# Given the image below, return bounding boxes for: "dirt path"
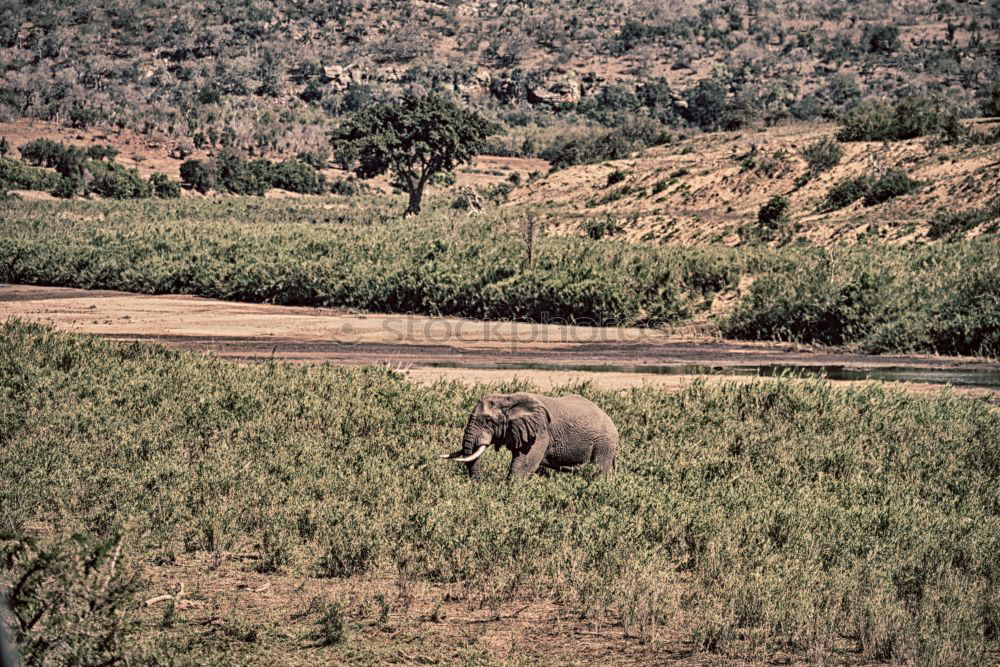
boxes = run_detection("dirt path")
[3,284,998,398]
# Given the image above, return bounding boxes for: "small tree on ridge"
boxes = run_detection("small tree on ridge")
[330,93,501,216]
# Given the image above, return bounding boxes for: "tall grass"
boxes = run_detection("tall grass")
[1,197,999,355]
[2,322,998,662]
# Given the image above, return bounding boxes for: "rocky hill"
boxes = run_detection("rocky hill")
[1,0,998,159]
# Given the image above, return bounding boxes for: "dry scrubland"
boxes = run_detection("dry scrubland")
[2,321,999,664]
[2,196,999,356]
[513,122,1000,245]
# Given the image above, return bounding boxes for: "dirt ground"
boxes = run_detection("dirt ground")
[137,553,723,666]
[3,284,997,400]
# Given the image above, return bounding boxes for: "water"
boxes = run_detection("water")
[426,361,1000,390]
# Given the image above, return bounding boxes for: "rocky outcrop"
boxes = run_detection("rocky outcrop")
[321,64,362,91]
[526,69,583,106]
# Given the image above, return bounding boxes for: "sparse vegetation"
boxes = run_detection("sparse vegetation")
[2,321,999,663]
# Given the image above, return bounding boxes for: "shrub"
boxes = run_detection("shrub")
[820,175,872,211]
[19,138,65,167]
[606,169,627,187]
[51,176,83,199]
[927,201,1000,240]
[149,172,181,198]
[801,137,843,175]
[88,163,151,199]
[268,159,324,194]
[179,159,213,193]
[86,145,119,161]
[581,215,623,240]
[68,105,99,128]
[862,168,920,206]
[215,149,268,195]
[757,195,789,229]
[329,178,358,196]
[0,157,62,192]
[1,532,139,666]
[837,96,961,142]
[863,25,900,54]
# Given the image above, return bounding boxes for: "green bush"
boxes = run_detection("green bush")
[149,172,181,198]
[605,169,627,187]
[862,168,921,206]
[179,159,213,193]
[757,195,789,229]
[837,96,962,142]
[927,201,1000,240]
[1,532,139,666]
[88,163,152,199]
[581,215,623,240]
[819,175,872,211]
[0,157,62,192]
[800,137,843,175]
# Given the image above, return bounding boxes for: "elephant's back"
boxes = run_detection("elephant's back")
[544,394,619,442]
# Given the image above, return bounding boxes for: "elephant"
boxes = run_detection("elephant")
[440,392,619,480]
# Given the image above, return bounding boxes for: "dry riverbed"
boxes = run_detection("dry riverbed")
[2,283,998,399]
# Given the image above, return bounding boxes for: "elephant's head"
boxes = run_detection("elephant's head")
[440,393,550,479]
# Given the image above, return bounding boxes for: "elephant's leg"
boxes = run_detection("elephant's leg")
[590,447,616,476]
[508,435,548,480]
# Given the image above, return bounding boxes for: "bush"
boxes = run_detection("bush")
[757,195,789,229]
[68,105,99,128]
[837,96,961,142]
[540,117,668,171]
[149,172,181,198]
[215,149,267,195]
[581,215,623,240]
[19,138,65,167]
[862,168,920,206]
[801,137,843,175]
[1,532,139,666]
[820,175,873,211]
[179,159,213,193]
[927,201,1000,240]
[606,169,627,187]
[86,145,119,161]
[863,25,900,54]
[268,159,324,194]
[88,163,151,199]
[0,157,62,192]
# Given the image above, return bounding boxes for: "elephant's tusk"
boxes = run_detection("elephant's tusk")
[452,444,488,463]
[439,452,459,460]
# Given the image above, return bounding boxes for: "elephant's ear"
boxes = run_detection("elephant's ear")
[503,394,550,451]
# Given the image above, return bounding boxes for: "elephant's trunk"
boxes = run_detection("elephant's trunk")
[459,416,489,480]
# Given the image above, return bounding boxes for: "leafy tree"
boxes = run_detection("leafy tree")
[863,25,901,54]
[0,136,8,157]
[179,159,213,193]
[330,93,501,216]
[149,172,181,198]
[682,78,730,131]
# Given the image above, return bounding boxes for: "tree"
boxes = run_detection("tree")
[330,93,502,216]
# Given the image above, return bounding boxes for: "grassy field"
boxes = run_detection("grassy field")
[2,321,998,664]
[2,196,1000,356]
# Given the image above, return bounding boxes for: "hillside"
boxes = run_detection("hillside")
[1,0,998,160]
[511,120,1000,245]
